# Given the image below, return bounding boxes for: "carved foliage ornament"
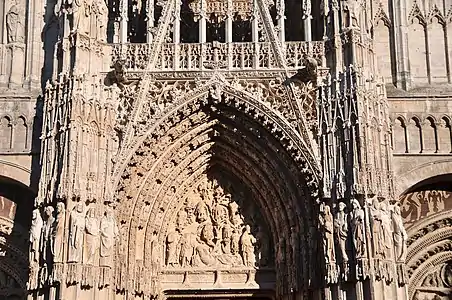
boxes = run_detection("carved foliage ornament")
[189,0,254,21]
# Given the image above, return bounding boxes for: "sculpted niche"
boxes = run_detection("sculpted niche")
[164,176,271,270]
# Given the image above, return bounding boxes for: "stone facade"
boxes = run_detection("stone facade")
[0,0,450,299]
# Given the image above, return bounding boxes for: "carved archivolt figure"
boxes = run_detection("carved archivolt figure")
[319,204,335,263]
[53,202,66,263]
[6,0,25,43]
[240,225,256,267]
[68,202,85,262]
[30,208,43,264]
[84,207,100,265]
[100,208,119,267]
[391,205,407,262]
[350,199,366,259]
[42,206,55,262]
[95,0,108,41]
[334,202,349,262]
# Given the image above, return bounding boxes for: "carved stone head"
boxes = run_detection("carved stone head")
[56,202,65,214]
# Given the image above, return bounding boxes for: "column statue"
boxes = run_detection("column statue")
[100,208,119,267]
[84,207,100,265]
[334,202,349,262]
[52,202,66,263]
[319,204,335,264]
[68,202,85,262]
[30,209,43,263]
[350,199,366,259]
[391,205,407,262]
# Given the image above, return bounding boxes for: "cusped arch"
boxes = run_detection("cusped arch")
[111,79,322,297]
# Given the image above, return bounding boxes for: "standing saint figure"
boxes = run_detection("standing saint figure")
[6,0,25,43]
[240,225,256,267]
[334,202,349,262]
[84,207,99,265]
[68,202,85,262]
[380,202,393,259]
[391,205,408,262]
[319,204,335,263]
[30,208,43,263]
[369,198,384,257]
[41,206,55,262]
[52,202,66,263]
[350,199,366,259]
[100,208,119,267]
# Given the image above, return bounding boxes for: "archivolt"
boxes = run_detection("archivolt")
[112,80,321,295]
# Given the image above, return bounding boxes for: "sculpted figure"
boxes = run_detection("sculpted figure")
[84,207,99,265]
[30,208,43,263]
[95,0,108,41]
[369,198,384,257]
[350,199,366,258]
[52,202,66,263]
[166,231,180,266]
[100,208,119,267]
[391,205,408,262]
[42,206,55,262]
[72,0,93,34]
[319,204,335,263]
[231,227,241,255]
[6,0,25,43]
[68,202,85,262]
[240,225,256,267]
[380,202,393,258]
[334,202,349,262]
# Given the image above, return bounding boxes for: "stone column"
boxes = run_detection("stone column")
[199,0,206,43]
[146,0,154,43]
[120,0,128,43]
[302,0,312,41]
[276,0,285,43]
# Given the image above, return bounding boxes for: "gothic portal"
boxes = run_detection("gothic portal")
[0,0,452,298]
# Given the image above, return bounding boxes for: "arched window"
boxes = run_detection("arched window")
[408,117,423,153]
[423,117,438,153]
[13,116,28,151]
[438,117,452,153]
[0,117,12,150]
[393,117,408,153]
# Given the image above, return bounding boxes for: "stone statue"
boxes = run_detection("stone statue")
[350,199,366,259]
[84,207,100,265]
[166,231,180,266]
[30,208,43,263]
[6,0,25,43]
[42,206,55,262]
[68,202,85,262]
[240,225,256,267]
[52,202,66,263]
[391,205,407,262]
[380,202,393,259]
[72,0,93,34]
[95,0,108,41]
[100,208,119,267]
[319,204,335,263]
[334,202,349,262]
[369,198,384,258]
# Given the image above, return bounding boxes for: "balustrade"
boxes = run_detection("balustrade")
[111,41,324,72]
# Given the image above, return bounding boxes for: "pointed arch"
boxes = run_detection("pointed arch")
[111,79,321,298]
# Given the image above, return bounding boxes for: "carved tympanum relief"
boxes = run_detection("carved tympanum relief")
[400,190,452,227]
[412,262,452,300]
[165,177,271,270]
